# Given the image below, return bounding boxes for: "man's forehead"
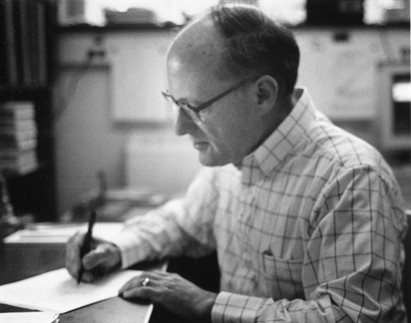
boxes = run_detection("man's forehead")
[167,17,224,72]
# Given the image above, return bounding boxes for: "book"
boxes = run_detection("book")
[0,102,37,158]
[18,0,33,86]
[0,109,35,120]
[0,101,35,118]
[0,146,38,174]
[0,160,38,175]
[0,159,38,175]
[0,146,36,158]
[0,148,36,162]
[0,0,7,85]
[36,0,48,86]
[0,119,37,133]
[11,0,23,85]
[28,0,40,87]
[0,128,37,142]
[4,0,18,85]
[0,0,52,87]
[0,137,37,150]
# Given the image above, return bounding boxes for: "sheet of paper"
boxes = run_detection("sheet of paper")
[4,223,123,244]
[0,312,59,323]
[0,268,142,313]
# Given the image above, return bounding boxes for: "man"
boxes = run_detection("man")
[66,5,408,322]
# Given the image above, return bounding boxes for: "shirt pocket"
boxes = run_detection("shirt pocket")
[259,251,304,300]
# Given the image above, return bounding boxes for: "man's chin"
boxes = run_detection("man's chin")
[198,154,214,167]
[198,151,229,167]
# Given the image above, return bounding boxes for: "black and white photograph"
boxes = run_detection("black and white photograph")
[0,0,410,322]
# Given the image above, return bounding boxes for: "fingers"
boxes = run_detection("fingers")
[83,245,108,270]
[65,233,121,282]
[118,271,217,319]
[84,243,122,270]
[118,270,177,300]
[119,274,149,295]
[65,232,98,282]
[119,272,160,301]
[65,232,84,279]
[118,270,166,293]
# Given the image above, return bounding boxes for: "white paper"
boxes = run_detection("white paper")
[4,223,123,244]
[0,268,142,313]
[0,312,59,323]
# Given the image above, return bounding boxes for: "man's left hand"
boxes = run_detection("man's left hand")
[119,270,217,320]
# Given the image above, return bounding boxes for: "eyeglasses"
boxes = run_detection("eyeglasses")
[161,76,259,123]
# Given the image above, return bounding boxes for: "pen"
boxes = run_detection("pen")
[77,209,97,285]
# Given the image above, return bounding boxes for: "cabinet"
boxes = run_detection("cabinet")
[0,0,57,222]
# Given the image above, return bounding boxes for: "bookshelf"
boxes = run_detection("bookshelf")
[0,0,57,222]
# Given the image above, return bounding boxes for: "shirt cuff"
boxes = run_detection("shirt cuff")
[211,291,265,323]
[110,230,151,269]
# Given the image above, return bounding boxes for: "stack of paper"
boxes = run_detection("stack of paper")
[0,268,146,314]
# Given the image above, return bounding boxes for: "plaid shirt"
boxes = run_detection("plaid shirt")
[113,88,407,322]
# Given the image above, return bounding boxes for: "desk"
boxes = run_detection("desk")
[0,243,170,323]
[0,238,219,323]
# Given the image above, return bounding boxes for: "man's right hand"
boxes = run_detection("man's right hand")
[65,232,122,282]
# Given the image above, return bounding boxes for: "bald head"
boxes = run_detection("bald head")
[167,5,300,96]
[167,15,227,84]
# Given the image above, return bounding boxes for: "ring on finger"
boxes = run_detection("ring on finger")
[141,277,150,287]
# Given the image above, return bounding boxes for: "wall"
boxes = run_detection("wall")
[54,64,128,212]
[54,30,177,213]
[54,27,410,214]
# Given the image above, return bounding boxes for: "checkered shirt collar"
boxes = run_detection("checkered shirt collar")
[241,88,317,185]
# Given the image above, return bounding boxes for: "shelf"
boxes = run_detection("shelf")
[57,22,181,33]
[0,86,50,94]
[57,21,410,34]
[292,22,410,30]
[0,0,57,222]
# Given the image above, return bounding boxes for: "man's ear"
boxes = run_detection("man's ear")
[255,75,278,115]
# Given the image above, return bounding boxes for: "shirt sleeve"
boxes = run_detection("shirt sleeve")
[110,167,219,268]
[211,165,407,323]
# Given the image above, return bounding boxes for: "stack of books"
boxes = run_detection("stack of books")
[0,101,38,174]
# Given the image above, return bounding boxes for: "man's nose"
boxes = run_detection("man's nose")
[174,109,197,136]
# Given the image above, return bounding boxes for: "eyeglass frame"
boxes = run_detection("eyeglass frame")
[161,75,260,123]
